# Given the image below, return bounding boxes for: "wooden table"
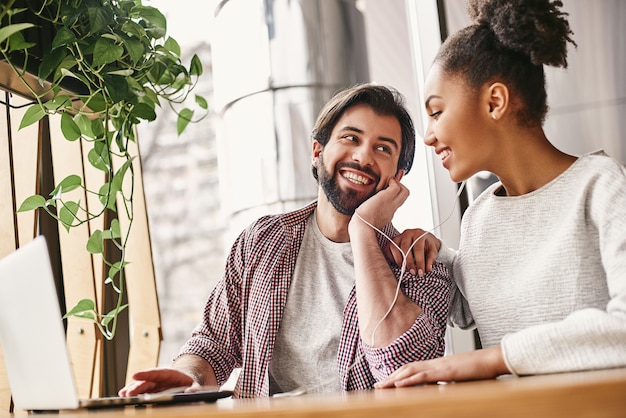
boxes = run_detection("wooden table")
[44,368,626,417]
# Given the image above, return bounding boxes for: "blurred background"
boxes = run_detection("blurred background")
[137,0,625,367]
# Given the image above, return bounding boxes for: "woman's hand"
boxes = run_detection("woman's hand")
[383,228,441,276]
[374,346,510,388]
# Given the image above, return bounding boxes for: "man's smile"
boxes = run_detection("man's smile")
[340,170,373,186]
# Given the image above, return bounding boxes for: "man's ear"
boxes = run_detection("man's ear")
[395,169,405,182]
[486,82,509,121]
[312,140,323,165]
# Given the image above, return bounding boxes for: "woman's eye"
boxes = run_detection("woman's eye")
[344,134,358,142]
[429,111,442,119]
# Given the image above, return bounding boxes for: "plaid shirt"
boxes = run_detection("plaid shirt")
[178,201,451,397]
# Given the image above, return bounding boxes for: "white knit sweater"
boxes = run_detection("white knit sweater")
[437,150,626,375]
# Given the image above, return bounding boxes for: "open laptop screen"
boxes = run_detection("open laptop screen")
[0,237,232,411]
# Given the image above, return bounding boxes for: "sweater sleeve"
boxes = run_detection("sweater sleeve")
[435,243,474,329]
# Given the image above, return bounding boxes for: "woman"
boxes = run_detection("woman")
[377,0,626,388]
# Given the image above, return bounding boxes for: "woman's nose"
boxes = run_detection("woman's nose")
[423,122,436,147]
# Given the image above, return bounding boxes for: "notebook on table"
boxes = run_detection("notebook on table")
[0,236,232,411]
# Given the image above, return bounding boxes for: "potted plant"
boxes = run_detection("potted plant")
[0,0,206,340]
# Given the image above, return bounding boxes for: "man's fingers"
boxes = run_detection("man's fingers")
[119,380,157,396]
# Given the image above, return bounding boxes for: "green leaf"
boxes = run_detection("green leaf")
[143,88,159,106]
[88,141,111,172]
[131,102,156,121]
[169,72,188,91]
[190,54,203,76]
[51,27,76,50]
[148,62,166,84]
[38,47,66,83]
[102,220,122,240]
[51,174,82,195]
[19,105,46,130]
[54,55,79,81]
[43,96,71,112]
[87,5,113,35]
[63,299,96,320]
[103,74,130,104]
[0,23,34,45]
[177,108,193,135]
[111,218,121,238]
[102,304,128,326]
[59,201,80,231]
[98,183,118,211]
[164,36,181,57]
[107,68,133,77]
[93,38,124,67]
[61,112,82,141]
[195,95,208,110]
[111,157,136,192]
[17,195,46,212]
[7,31,35,52]
[87,230,104,254]
[108,260,129,282]
[121,21,146,39]
[123,37,145,65]
[89,116,106,140]
[74,114,94,138]
[84,93,107,113]
[132,5,167,38]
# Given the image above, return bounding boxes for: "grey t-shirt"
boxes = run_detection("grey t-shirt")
[269,211,354,395]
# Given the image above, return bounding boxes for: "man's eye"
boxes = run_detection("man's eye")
[377,145,392,154]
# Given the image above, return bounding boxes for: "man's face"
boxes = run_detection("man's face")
[313,104,402,215]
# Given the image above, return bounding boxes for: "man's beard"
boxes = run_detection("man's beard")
[317,154,380,215]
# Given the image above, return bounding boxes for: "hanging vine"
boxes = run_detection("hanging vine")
[0,0,206,339]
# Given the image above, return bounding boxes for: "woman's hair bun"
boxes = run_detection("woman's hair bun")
[466,0,576,68]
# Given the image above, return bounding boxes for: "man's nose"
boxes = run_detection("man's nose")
[352,145,374,166]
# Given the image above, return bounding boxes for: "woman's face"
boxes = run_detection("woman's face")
[423,64,496,182]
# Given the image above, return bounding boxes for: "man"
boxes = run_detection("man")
[119,84,451,398]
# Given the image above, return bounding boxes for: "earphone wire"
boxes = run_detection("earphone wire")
[358,180,466,348]
[272,181,467,397]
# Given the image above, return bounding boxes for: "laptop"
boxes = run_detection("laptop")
[0,236,232,411]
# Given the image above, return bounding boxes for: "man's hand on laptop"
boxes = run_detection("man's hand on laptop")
[118,368,199,396]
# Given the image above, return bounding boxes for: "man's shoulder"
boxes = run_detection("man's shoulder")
[242,201,316,240]
[253,201,316,227]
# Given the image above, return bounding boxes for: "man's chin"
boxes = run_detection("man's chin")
[323,198,351,215]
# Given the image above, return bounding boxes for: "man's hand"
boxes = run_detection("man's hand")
[383,228,442,276]
[352,176,409,232]
[118,354,218,397]
[374,346,510,388]
[118,368,198,396]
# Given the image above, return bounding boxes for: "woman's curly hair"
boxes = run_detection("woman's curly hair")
[436,0,576,126]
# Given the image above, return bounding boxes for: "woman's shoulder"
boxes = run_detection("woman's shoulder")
[577,150,626,175]
[570,151,626,210]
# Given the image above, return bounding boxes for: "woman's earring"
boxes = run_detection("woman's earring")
[491,113,497,120]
